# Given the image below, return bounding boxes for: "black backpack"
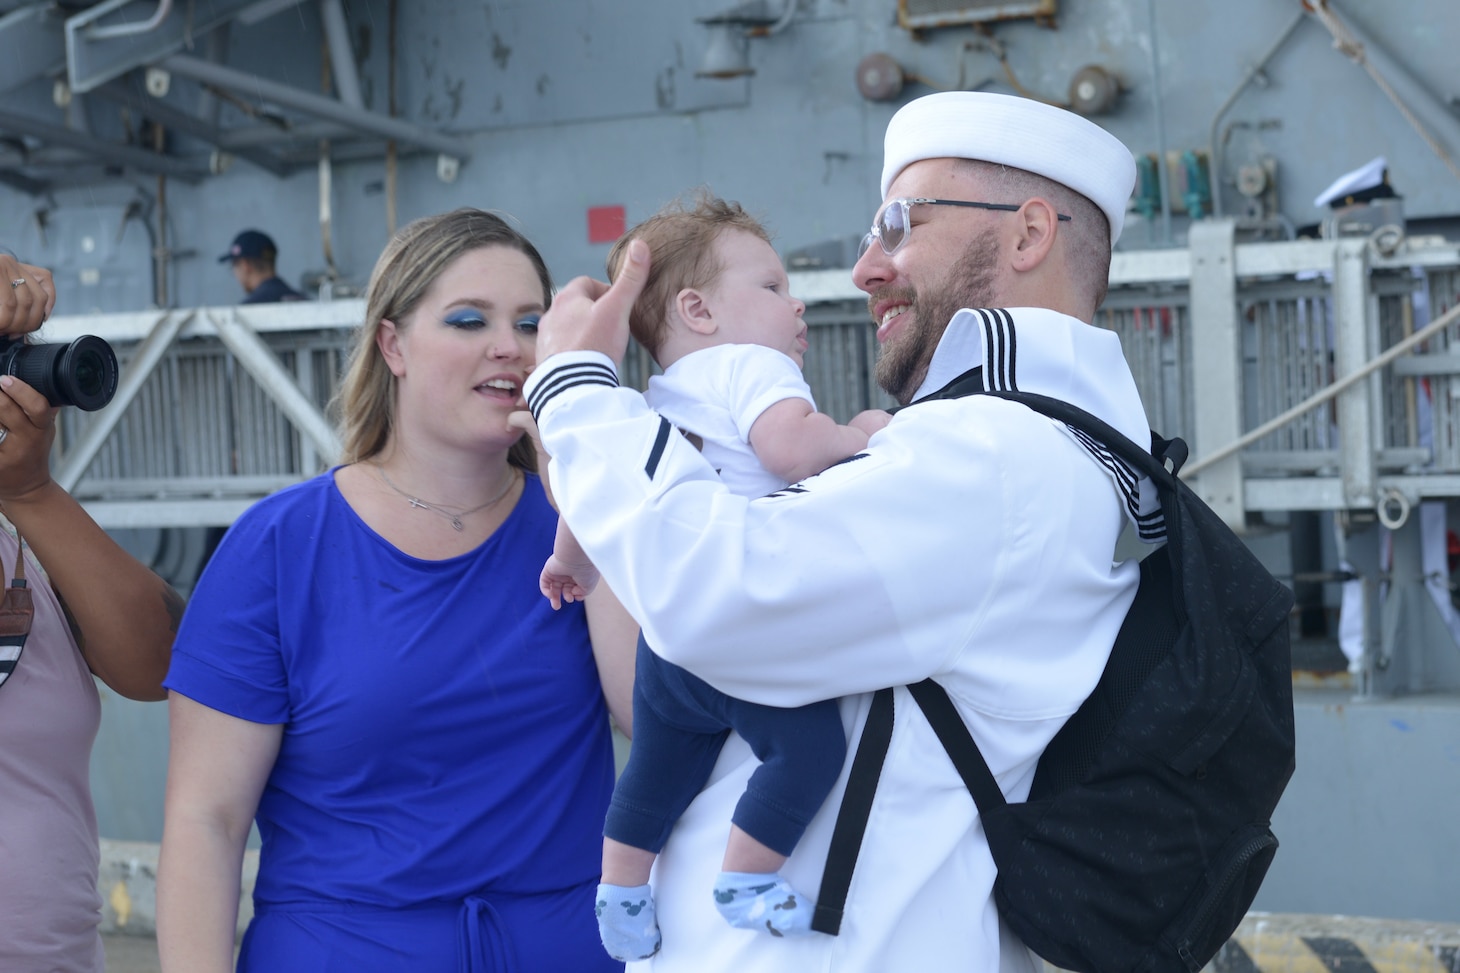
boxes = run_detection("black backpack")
[811,389,1297,973]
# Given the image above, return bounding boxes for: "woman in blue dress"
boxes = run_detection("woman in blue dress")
[156,209,637,973]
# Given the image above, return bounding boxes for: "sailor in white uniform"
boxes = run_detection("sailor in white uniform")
[525,92,1153,973]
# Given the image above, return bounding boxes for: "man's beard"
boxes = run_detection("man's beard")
[873,229,1000,405]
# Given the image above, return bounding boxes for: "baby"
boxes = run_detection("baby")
[538,192,889,961]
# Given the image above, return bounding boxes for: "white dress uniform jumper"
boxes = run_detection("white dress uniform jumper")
[526,305,1156,973]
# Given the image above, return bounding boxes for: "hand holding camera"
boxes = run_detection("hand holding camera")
[0,256,55,335]
[0,255,118,412]
[0,373,59,506]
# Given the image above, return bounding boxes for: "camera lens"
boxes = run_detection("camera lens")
[74,350,103,394]
[58,337,118,411]
[0,335,119,411]
[55,336,119,411]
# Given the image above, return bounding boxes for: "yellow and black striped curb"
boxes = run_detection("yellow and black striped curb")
[1208,913,1460,973]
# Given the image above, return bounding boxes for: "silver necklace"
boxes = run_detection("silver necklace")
[374,463,518,532]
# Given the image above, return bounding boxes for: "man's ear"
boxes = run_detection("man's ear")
[377,319,407,377]
[1010,197,1061,272]
[676,287,718,336]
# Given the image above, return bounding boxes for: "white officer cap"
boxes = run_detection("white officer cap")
[1313,156,1389,209]
[880,91,1137,244]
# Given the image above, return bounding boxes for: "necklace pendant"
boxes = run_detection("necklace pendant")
[408,497,429,510]
[450,516,464,532]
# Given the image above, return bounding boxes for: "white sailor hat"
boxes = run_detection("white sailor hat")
[1312,156,1396,209]
[880,91,1137,244]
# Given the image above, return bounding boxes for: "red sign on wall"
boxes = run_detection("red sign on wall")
[587,205,626,244]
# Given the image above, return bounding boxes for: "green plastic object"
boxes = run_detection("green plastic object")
[1135,154,1161,220]
[1181,150,1212,220]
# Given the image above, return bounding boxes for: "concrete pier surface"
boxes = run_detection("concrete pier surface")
[102,933,161,973]
[94,838,1460,972]
[104,913,1460,973]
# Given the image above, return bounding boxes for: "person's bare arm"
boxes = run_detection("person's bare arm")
[850,408,893,437]
[542,516,601,609]
[0,375,177,699]
[584,582,637,737]
[748,397,871,485]
[157,694,282,973]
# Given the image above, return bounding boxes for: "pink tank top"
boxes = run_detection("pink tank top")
[0,529,104,972]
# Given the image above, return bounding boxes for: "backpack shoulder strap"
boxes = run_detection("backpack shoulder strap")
[977,389,1183,483]
[907,679,1007,815]
[811,687,896,936]
[813,681,1009,937]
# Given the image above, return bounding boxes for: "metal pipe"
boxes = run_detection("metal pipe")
[218,121,355,148]
[766,0,797,35]
[386,0,399,236]
[0,4,67,97]
[87,0,172,40]
[1207,9,1306,219]
[237,0,309,26]
[0,170,49,195]
[92,77,290,176]
[319,0,364,109]
[273,139,427,166]
[196,23,229,126]
[319,148,336,281]
[160,54,471,159]
[1145,0,1173,245]
[0,107,206,180]
[237,0,308,27]
[1184,298,1460,477]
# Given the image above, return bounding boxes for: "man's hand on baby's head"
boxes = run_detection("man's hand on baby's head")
[536,239,650,365]
[849,409,893,437]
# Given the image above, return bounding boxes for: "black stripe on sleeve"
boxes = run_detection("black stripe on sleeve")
[527,361,618,419]
[644,416,673,479]
[1065,425,1167,539]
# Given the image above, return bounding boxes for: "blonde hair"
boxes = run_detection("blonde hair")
[331,208,552,468]
[606,190,771,359]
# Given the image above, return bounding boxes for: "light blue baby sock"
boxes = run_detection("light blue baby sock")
[712,871,815,937]
[594,883,662,962]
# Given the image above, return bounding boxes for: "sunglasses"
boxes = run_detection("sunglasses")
[857,197,1073,259]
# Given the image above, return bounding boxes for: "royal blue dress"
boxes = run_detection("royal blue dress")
[165,470,621,973]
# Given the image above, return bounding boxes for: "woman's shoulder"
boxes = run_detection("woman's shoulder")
[226,469,343,536]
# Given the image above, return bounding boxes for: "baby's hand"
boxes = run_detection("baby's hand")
[849,409,893,437]
[540,555,601,610]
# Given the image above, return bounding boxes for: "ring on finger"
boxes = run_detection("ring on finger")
[0,426,9,446]
[9,278,24,288]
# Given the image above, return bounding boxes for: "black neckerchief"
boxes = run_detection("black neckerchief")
[891,366,985,414]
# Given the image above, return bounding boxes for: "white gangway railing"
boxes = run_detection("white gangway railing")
[41,224,1460,534]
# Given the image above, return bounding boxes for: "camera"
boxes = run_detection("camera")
[0,335,119,411]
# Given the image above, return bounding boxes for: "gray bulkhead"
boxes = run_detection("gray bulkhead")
[1,0,1458,927]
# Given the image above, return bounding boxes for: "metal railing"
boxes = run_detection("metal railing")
[49,301,357,528]
[41,223,1460,532]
